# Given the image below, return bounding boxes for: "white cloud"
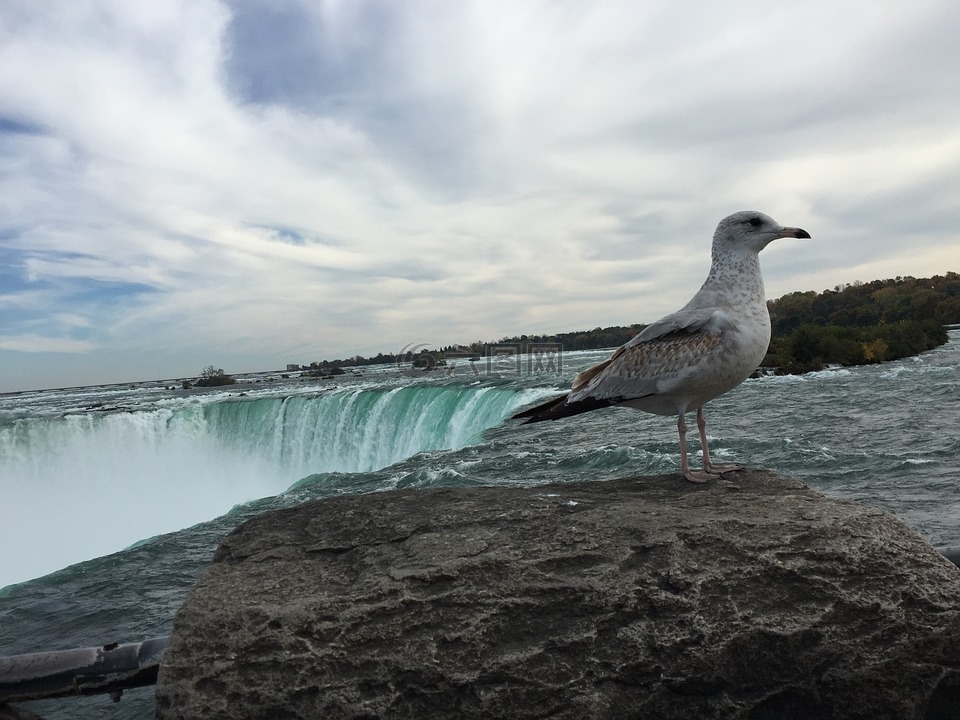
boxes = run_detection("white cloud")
[0,334,97,354]
[1,0,959,390]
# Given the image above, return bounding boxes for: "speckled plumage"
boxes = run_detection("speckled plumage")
[513,211,811,483]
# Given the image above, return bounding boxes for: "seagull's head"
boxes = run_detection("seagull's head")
[713,211,811,256]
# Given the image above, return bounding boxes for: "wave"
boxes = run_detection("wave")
[754,367,854,385]
[879,363,956,380]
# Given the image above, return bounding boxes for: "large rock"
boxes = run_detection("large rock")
[155,470,960,719]
[0,705,44,720]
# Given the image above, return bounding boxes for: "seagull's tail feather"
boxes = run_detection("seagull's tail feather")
[512,393,615,423]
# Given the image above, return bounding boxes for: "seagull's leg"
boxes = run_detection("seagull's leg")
[678,413,717,483]
[697,407,742,475]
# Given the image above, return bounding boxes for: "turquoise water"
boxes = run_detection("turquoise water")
[2,333,960,718]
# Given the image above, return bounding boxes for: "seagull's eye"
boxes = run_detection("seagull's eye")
[748,217,762,228]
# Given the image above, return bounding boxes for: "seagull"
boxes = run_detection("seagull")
[513,211,811,483]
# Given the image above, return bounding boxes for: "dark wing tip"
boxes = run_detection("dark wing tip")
[512,393,616,423]
[511,394,568,423]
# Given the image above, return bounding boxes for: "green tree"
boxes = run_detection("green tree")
[194,366,236,387]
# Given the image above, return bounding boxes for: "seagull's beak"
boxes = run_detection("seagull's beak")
[775,226,811,239]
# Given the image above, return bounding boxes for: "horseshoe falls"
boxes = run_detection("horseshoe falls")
[0,382,535,590]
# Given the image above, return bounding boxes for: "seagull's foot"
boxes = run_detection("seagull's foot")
[704,462,742,475]
[682,469,722,484]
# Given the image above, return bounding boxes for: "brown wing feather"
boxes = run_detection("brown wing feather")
[512,330,723,423]
[570,351,620,391]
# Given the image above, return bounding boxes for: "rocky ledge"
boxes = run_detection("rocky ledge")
[155,470,960,719]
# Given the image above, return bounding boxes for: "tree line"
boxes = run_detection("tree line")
[301,273,958,375]
[761,274,957,372]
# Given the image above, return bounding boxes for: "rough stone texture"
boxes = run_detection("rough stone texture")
[0,705,45,720]
[155,470,960,719]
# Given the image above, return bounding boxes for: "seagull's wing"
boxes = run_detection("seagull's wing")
[630,307,721,345]
[512,306,734,423]
[569,307,730,403]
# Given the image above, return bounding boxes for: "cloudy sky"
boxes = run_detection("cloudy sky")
[2,0,959,392]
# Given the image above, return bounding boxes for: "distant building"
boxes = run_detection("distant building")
[286,364,301,372]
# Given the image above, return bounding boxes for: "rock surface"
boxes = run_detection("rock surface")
[0,705,44,720]
[155,470,960,719]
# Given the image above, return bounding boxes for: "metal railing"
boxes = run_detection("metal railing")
[0,636,168,705]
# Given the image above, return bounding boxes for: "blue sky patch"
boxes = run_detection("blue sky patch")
[0,115,46,136]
